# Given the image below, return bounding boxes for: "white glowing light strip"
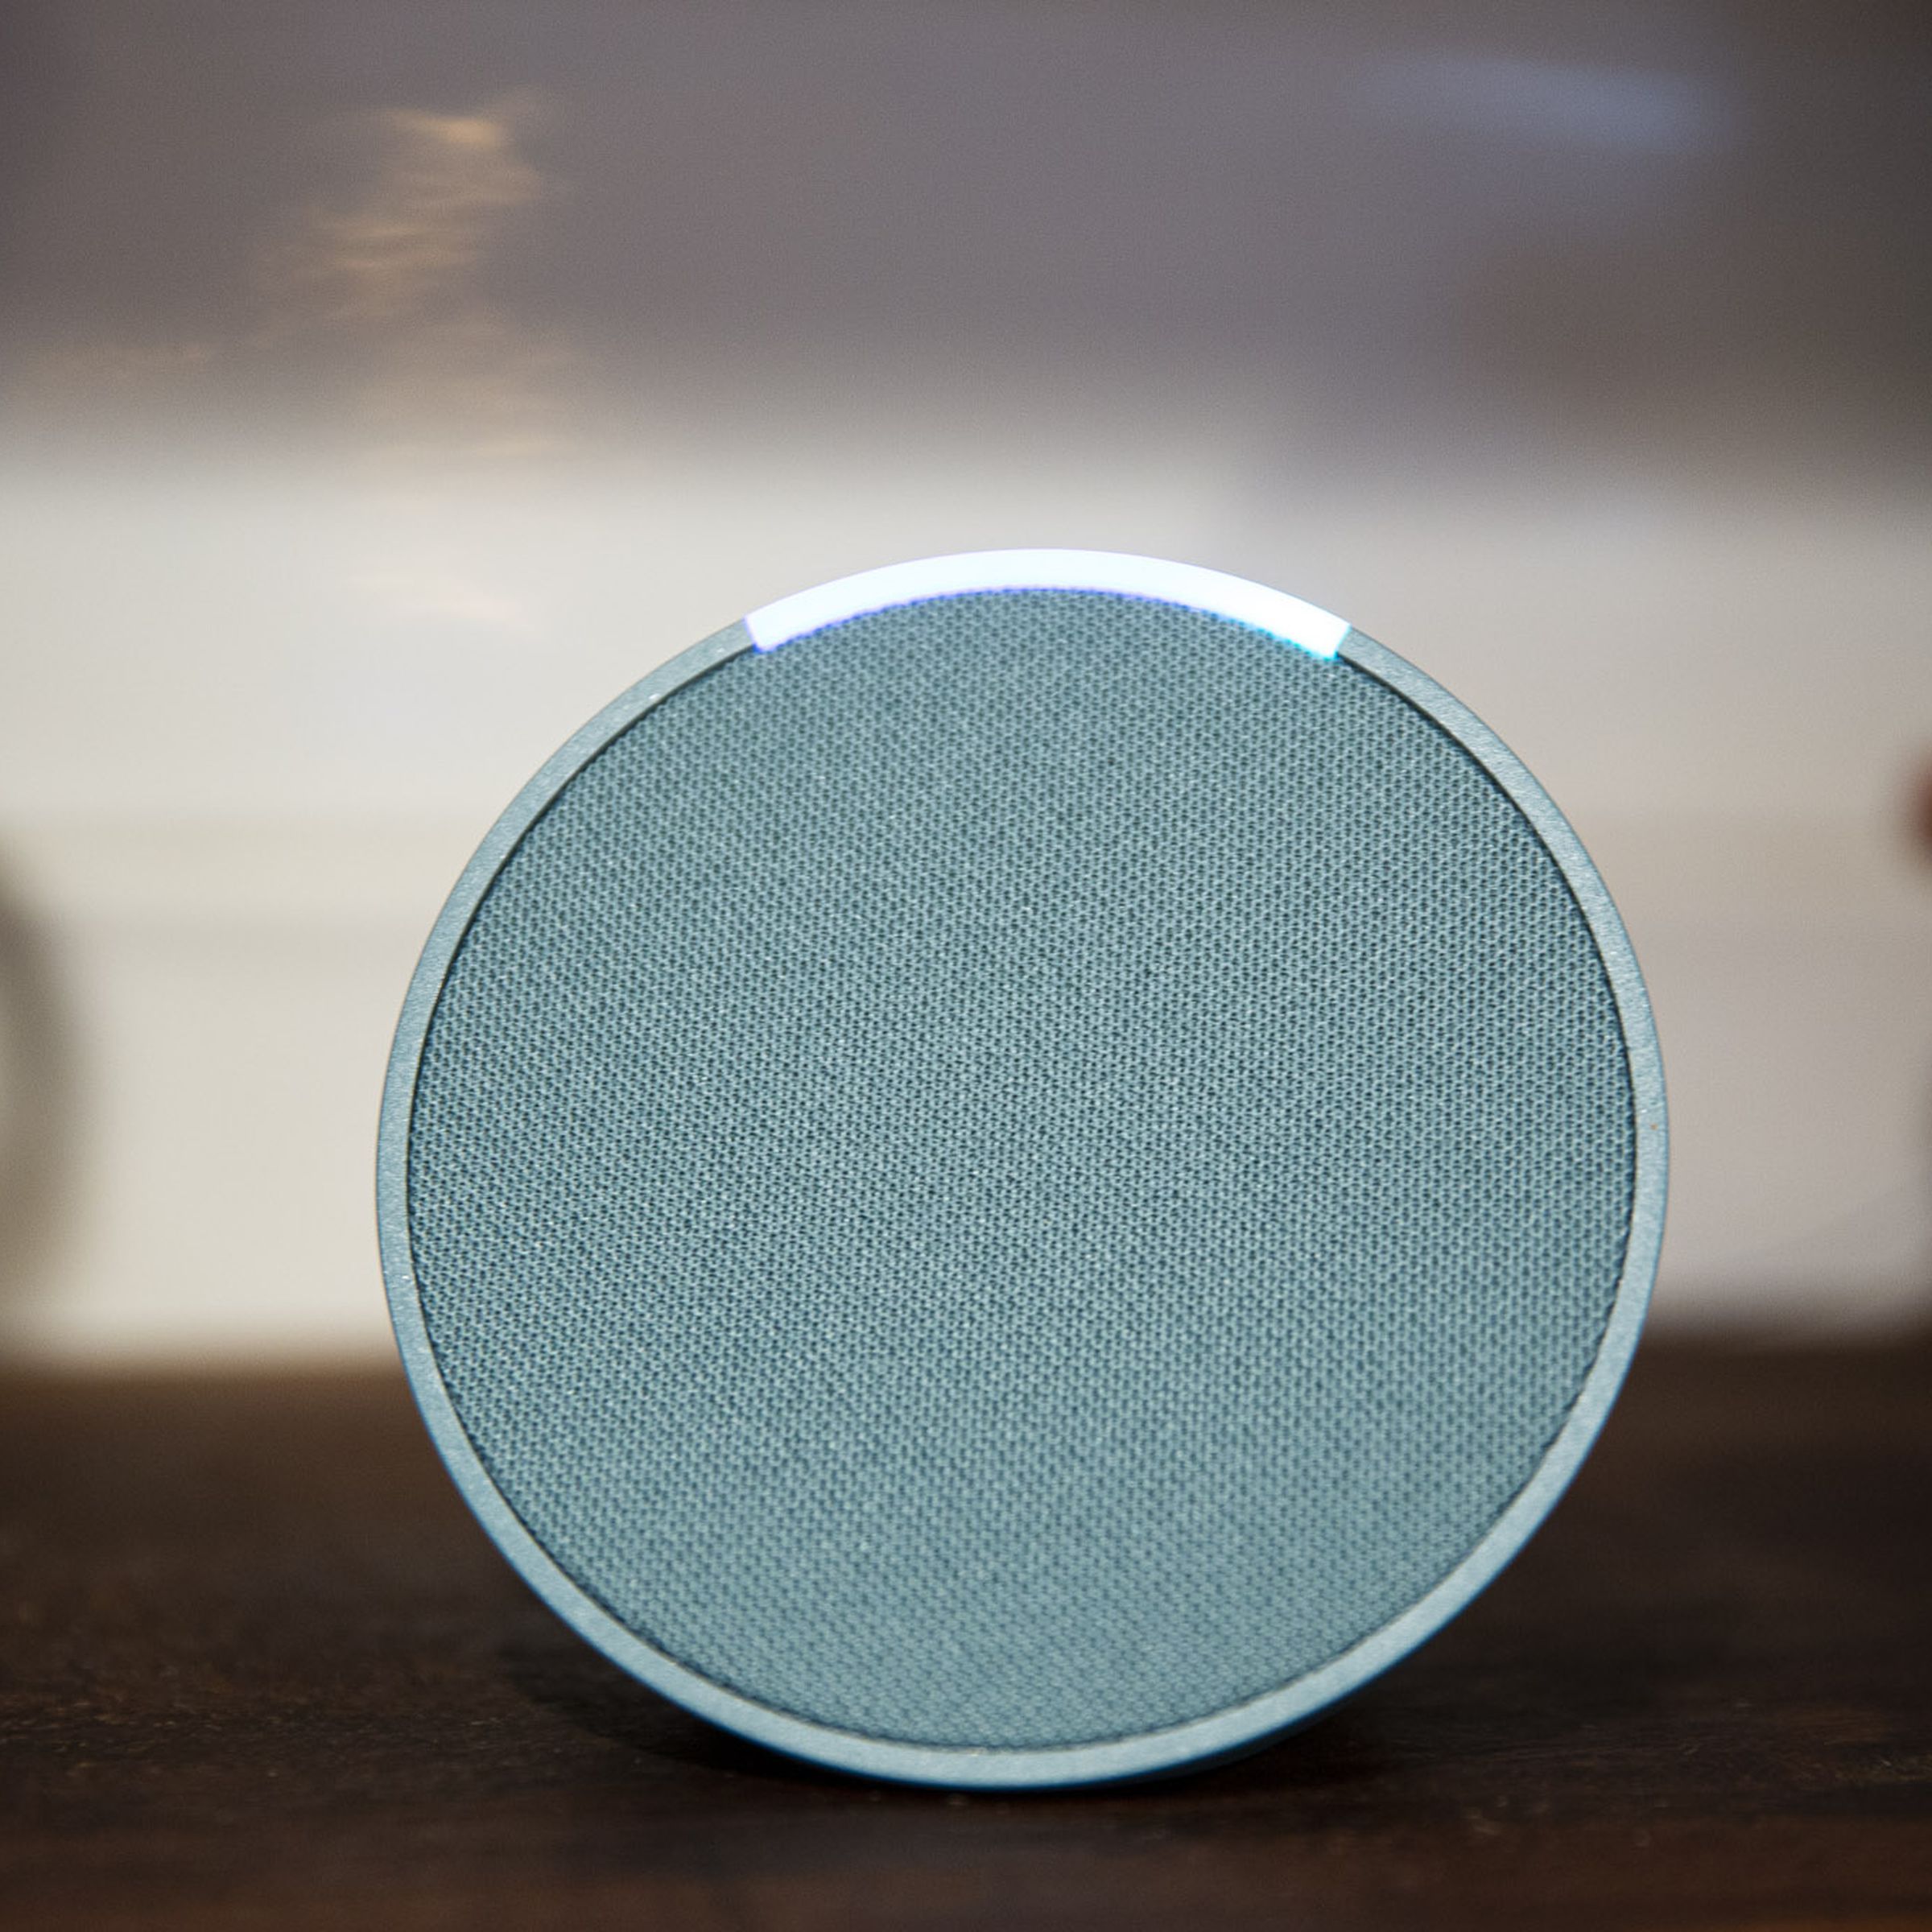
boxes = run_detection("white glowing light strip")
[744,550,1350,658]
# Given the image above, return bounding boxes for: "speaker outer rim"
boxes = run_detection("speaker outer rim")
[378,586,1666,1790]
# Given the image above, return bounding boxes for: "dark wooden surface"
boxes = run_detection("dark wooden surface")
[2,1340,1928,1930]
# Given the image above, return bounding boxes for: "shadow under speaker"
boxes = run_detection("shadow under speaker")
[379,551,1666,1787]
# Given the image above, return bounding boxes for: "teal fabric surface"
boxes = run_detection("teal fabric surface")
[407,591,1634,1750]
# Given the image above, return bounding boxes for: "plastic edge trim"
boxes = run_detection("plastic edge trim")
[744,549,1350,659]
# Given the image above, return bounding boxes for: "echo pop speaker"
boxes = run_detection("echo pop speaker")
[379,551,1666,1788]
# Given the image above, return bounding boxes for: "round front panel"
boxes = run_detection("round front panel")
[381,554,1664,1787]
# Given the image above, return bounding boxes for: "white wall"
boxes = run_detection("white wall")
[1,437,1927,1362]
[2,0,1928,1359]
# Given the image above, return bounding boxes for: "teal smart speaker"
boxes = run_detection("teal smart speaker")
[378,551,1666,1787]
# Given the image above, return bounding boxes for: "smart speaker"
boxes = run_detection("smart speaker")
[379,551,1666,1788]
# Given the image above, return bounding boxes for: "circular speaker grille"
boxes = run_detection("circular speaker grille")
[382,559,1664,1786]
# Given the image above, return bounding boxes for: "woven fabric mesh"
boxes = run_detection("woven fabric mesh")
[407,590,1634,1751]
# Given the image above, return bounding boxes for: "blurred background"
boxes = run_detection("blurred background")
[0,0,1926,1365]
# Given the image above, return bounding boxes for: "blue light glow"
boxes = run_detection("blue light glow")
[745,550,1350,658]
